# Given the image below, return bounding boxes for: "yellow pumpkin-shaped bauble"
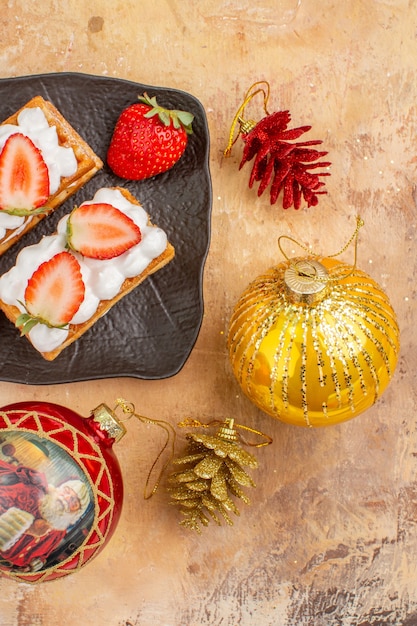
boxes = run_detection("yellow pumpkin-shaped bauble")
[227,233,400,427]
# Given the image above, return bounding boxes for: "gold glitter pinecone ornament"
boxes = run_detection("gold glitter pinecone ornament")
[168,419,258,533]
[227,227,400,428]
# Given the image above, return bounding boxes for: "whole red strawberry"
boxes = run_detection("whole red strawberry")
[107,93,194,180]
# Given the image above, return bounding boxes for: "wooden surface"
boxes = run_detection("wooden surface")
[0,1,415,624]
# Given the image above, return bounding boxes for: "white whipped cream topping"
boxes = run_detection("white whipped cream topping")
[0,188,169,353]
[0,106,78,240]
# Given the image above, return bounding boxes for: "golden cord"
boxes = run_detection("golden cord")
[177,417,272,448]
[113,401,272,500]
[114,398,176,499]
[277,216,364,282]
[223,81,271,157]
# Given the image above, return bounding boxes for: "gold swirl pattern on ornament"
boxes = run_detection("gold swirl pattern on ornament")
[228,263,400,427]
[0,409,114,583]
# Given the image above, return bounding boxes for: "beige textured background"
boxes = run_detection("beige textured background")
[0,1,415,624]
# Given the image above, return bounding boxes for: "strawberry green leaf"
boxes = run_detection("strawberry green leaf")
[3,205,50,217]
[139,92,194,134]
[176,110,194,131]
[16,314,40,336]
[159,110,171,126]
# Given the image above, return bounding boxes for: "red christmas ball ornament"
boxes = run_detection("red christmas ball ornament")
[0,400,128,583]
[224,81,331,209]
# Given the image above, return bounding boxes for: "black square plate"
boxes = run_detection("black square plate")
[0,73,211,384]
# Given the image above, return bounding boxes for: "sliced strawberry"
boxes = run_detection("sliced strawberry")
[0,133,50,215]
[66,202,142,259]
[16,251,85,334]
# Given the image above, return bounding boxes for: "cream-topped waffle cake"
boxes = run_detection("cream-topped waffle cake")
[0,187,175,360]
[0,96,103,256]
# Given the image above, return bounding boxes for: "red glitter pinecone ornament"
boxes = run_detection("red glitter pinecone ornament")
[224,81,331,209]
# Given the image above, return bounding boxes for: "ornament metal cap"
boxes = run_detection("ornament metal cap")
[284,259,329,304]
[217,418,238,442]
[92,403,127,443]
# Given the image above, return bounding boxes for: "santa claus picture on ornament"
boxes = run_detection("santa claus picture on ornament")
[0,430,94,575]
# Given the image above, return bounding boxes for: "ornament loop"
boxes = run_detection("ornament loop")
[113,398,135,420]
[223,81,270,157]
[233,422,273,448]
[278,215,364,283]
[114,398,176,500]
[178,417,272,448]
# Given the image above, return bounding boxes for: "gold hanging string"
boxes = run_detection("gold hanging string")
[277,216,364,282]
[177,417,272,448]
[233,422,273,448]
[223,81,271,157]
[114,398,176,499]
